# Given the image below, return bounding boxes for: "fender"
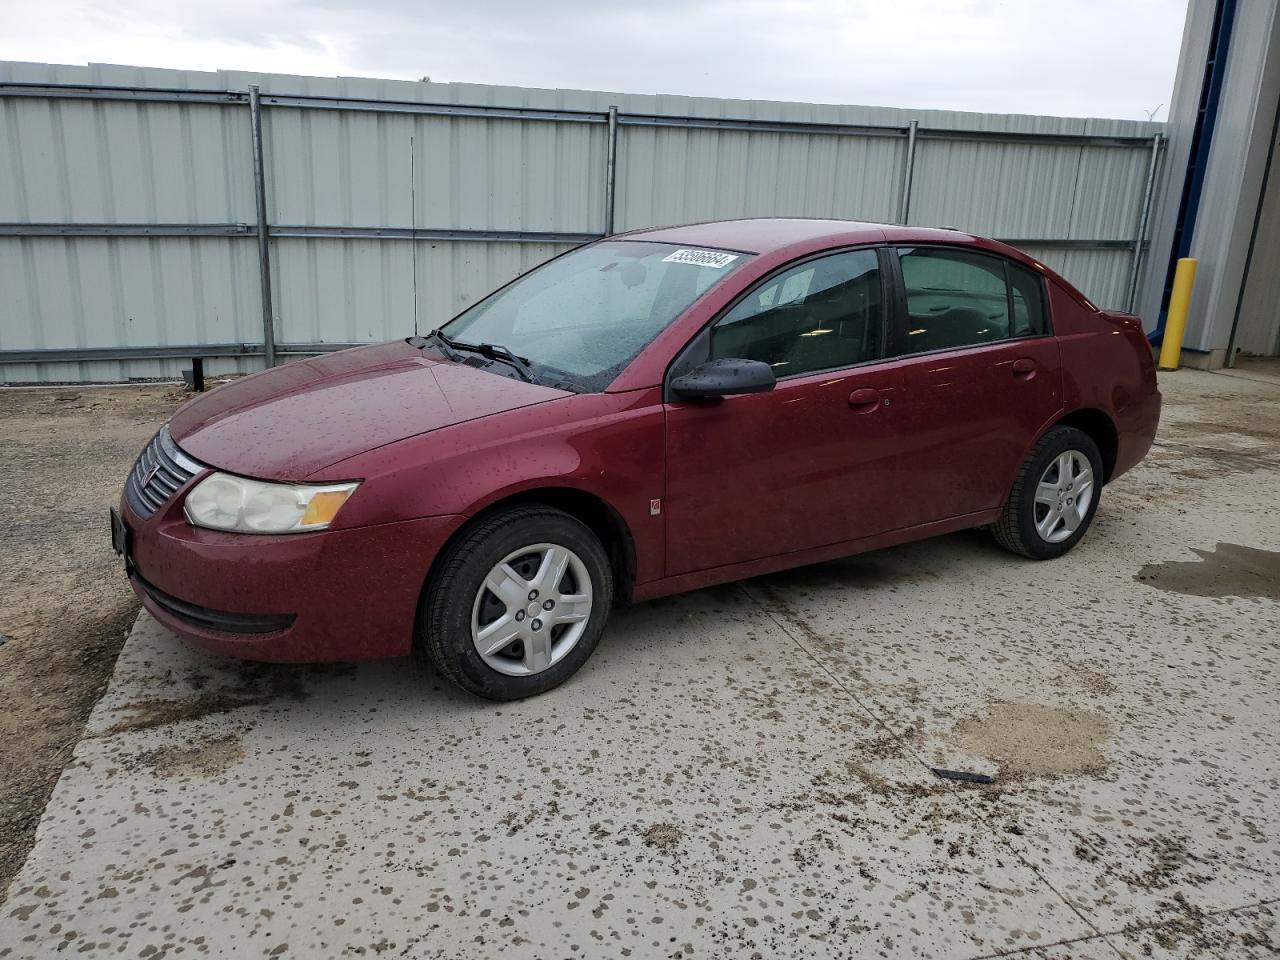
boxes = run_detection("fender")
[310,387,667,585]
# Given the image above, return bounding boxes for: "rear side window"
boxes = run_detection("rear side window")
[895,247,1048,354]
[710,249,883,378]
[1008,261,1048,336]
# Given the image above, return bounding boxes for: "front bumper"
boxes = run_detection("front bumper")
[120,495,463,662]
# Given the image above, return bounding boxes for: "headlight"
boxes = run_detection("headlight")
[184,472,360,534]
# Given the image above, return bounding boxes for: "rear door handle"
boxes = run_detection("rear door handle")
[1011,358,1036,378]
[848,387,883,412]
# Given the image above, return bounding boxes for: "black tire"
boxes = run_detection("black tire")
[992,426,1104,561]
[419,505,613,701]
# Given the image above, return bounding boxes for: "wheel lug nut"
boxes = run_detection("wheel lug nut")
[528,590,539,601]
[531,619,543,631]
[515,611,525,621]
[543,599,554,610]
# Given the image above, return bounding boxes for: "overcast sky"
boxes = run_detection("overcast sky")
[3,0,1188,120]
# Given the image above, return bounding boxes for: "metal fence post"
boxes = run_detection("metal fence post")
[604,105,619,235]
[1125,133,1164,313]
[898,120,918,225]
[248,84,277,367]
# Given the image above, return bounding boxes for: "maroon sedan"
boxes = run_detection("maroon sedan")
[113,219,1160,700]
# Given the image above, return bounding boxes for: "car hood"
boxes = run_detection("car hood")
[170,340,571,480]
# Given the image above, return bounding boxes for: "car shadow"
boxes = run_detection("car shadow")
[152,531,1017,713]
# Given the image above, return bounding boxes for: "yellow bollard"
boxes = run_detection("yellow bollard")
[1158,258,1198,371]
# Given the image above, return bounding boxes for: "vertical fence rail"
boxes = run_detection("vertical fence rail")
[409,133,420,336]
[603,105,619,236]
[1126,133,1165,312]
[247,84,277,367]
[899,119,919,225]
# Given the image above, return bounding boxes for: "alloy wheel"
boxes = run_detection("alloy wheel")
[1033,450,1095,543]
[470,542,594,676]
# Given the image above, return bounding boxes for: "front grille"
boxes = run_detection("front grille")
[125,425,206,518]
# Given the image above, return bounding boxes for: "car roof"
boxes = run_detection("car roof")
[617,217,886,254]
[610,217,1099,317]
[617,217,990,255]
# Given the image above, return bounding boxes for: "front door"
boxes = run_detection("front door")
[663,248,905,577]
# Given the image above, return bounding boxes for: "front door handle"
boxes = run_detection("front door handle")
[848,387,882,412]
[1011,358,1036,379]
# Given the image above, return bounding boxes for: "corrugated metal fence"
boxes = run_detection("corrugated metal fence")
[0,62,1166,383]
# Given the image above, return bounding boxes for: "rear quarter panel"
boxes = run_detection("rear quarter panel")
[1050,283,1161,480]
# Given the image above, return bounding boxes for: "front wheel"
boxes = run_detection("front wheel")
[992,426,1103,560]
[419,506,613,700]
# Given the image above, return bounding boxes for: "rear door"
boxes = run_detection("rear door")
[887,246,1063,525]
[664,248,905,576]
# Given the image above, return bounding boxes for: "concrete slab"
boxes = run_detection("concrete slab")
[1115,900,1278,958]
[746,370,1280,938]
[2,607,1096,959]
[1019,937,1126,959]
[1214,357,1280,389]
[2,368,1278,959]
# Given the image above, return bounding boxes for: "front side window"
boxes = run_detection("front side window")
[709,249,883,377]
[443,241,750,392]
[896,247,1049,353]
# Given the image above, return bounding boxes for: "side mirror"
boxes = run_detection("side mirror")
[670,358,776,399]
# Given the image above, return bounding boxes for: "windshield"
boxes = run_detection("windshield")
[441,240,752,391]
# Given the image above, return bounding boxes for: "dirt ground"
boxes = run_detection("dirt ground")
[0,385,184,899]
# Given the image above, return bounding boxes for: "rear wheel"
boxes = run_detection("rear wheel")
[992,426,1103,560]
[420,506,613,700]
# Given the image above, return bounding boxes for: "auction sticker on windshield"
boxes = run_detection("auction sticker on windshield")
[662,249,739,268]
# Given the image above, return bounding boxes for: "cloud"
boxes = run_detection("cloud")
[0,0,1185,120]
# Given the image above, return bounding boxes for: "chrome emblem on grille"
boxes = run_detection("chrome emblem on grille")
[142,464,162,488]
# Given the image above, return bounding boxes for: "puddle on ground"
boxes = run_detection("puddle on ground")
[950,702,1112,778]
[1134,543,1280,601]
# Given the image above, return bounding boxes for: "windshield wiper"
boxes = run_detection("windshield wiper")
[415,331,537,384]
[448,339,537,383]
[417,328,462,361]
[475,342,536,383]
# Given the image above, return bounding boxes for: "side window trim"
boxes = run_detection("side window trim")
[882,244,910,357]
[1003,260,1017,336]
[664,244,892,401]
[887,244,1053,359]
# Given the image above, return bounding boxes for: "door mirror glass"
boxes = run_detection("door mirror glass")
[670,358,776,399]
